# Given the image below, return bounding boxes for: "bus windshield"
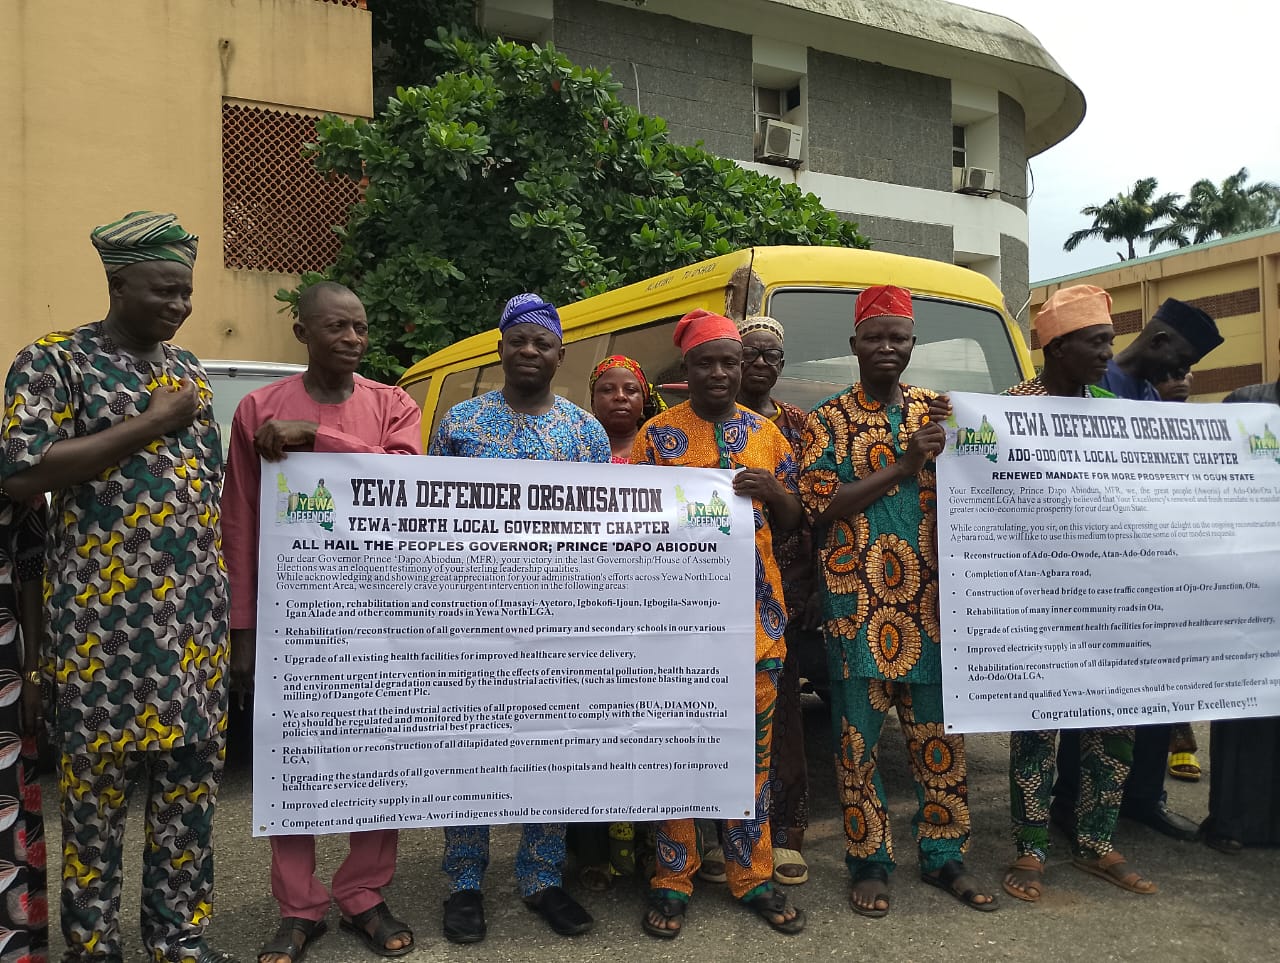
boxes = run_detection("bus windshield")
[766,288,1023,409]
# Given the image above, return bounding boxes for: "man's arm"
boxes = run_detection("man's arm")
[733,433,802,532]
[584,417,612,464]
[255,388,425,460]
[14,497,47,734]
[223,397,263,702]
[809,424,944,525]
[427,410,456,457]
[313,388,425,456]
[3,381,200,499]
[629,428,657,465]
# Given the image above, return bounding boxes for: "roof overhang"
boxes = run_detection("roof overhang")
[607,0,1085,156]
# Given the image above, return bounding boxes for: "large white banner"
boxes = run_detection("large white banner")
[938,392,1280,733]
[251,453,756,836]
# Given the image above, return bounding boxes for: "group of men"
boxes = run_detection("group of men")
[0,210,1239,961]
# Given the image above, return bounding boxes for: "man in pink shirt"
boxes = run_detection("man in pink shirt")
[222,281,422,963]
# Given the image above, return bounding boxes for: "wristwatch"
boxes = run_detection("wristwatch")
[24,670,40,686]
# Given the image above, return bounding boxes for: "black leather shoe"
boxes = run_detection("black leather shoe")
[443,889,487,944]
[1122,803,1199,841]
[524,885,594,936]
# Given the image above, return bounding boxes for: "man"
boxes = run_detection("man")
[733,315,812,885]
[1052,297,1224,841]
[633,309,805,940]
[1223,376,1280,405]
[1096,297,1222,401]
[1002,284,1156,902]
[429,293,606,944]
[798,286,995,919]
[0,212,236,963]
[1200,377,1280,853]
[222,281,422,963]
[1149,369,1202,783]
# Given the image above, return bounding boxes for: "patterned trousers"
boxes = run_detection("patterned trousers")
[59,738,223,963]
[828,675,969,875]
[441,824,565,899]
[768,640,809,844]
[652,666,777,903]
[1010,727,1133,860]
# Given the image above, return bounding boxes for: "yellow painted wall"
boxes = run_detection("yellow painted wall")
[1,0,371,366]
[1030,229,1280,400]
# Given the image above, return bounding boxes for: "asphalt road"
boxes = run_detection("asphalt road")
[45,708,1279,963]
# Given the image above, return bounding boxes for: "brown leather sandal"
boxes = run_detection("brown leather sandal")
[1002,854,1044,903]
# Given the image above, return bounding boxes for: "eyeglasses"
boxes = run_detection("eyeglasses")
[742,346,784,365]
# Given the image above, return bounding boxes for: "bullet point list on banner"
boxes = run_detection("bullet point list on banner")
[251,454,760,835]
[938,393,1280,734]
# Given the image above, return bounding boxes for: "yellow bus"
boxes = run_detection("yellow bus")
[398,246,1034,444]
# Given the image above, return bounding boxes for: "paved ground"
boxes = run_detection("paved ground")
[45,706,1279,962]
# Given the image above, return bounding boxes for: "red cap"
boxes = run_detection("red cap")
[854,285,914,327]
[673,309,742,355]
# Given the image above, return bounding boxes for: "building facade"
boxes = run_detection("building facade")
[1030,226,1280,401]
[483,0,1083,329]
[1,0,371,366]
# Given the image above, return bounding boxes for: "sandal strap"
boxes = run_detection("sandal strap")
[772,847,807,866]
[1099,854,1140,883]
[931,858,968,888]
[647,892,687,918]
[851,861,890,884]
[348,902,411,944]
[259,919,324,961]
[745,886,788,913]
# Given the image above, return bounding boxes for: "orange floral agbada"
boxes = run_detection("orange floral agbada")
[631,401,798,665]
[799,382,941,683]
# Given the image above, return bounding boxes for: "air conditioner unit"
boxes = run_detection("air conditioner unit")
[954,166,995,196]
[756,119,803,165]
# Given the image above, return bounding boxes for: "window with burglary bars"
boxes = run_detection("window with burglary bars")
[222,102,361,274]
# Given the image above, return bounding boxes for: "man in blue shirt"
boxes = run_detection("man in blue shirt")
[1095,298,1221,401]
[1053,298,1223,841]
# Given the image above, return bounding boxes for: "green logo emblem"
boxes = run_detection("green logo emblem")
[1239,420,1280,463]
[675,485,731,535]
[952,414,998,463]
[276,474,335,531]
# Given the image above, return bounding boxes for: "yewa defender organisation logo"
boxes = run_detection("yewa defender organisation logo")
[675,485,731,535]
[276,473,335,531]
[952,414,998,462]
[1239,420,1280,463]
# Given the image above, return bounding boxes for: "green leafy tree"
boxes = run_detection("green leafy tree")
[285,33,866,381]
[1063,177,1183,261]
[372,0,481,92]
[1160,167,1280,247]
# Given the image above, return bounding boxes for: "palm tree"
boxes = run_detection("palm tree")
[1063,177,1184,261]
[1166,167,1280,246]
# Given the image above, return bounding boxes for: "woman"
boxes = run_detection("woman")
[0,490,50,962]
[569,355,663,889]
[588,355,663,462]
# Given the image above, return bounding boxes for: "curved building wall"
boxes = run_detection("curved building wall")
[539,0,1052,326]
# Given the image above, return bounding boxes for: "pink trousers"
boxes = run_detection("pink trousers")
[270,830,399,919]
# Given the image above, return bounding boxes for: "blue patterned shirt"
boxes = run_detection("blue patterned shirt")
[429,390,611,463]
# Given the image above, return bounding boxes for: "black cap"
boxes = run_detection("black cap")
[1152,298,1223,358]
